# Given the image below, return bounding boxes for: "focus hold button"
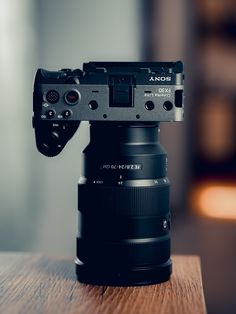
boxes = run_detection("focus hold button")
[62,109,72,119]
[46,109,56,118]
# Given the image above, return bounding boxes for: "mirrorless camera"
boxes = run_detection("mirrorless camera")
[33,61,184,285]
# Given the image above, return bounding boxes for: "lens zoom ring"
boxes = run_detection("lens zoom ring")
[78,184,169,216]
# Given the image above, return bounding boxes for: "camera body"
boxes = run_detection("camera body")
[33,61,184,156]
[33,61,184,286]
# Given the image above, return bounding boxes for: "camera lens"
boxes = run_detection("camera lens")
[76,122,172,286]
[64,90,80,105]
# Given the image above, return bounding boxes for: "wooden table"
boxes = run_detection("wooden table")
[0,253,206,314]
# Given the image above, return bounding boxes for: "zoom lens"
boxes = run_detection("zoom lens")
[75,122,172,286]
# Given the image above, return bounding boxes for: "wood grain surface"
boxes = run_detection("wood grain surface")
[0,253,206,314]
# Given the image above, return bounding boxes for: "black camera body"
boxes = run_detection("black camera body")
[33,61,184,286]
[33,62,183,156]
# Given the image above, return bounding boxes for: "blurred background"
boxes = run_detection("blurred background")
[0,0,235,313]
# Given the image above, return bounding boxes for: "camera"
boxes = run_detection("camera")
[33,61,184,285]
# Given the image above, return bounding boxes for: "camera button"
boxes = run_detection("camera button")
[46,109,56,119]
[64,90,80,105]
[62,109,72,119]
[163,101,173,111]
[88,100,98,110]
[51,131,59,140]
[145,101,155,111]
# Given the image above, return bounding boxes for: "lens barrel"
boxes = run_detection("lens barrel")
[75,122,172,285]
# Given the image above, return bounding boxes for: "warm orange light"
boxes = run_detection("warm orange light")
[191,183,236,220]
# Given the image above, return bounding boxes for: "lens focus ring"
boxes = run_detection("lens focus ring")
[78,183,169,216]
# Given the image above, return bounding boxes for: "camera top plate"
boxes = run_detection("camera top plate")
[34,61,184,123]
